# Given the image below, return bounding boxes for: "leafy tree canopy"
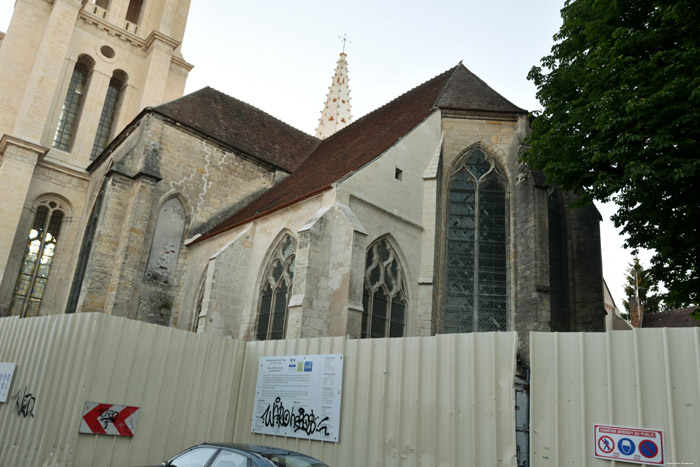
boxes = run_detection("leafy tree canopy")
[524,0,699,307]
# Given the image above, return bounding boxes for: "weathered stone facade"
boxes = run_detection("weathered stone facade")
[1,1,605,363]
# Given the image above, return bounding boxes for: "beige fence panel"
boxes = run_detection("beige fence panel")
[0,313,246,467]
[530,328,700,467]
[233,332,519,467]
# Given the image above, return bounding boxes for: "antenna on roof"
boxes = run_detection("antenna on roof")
[338,34,351,54]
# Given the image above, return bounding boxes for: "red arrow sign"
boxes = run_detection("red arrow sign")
[80,402,140,436]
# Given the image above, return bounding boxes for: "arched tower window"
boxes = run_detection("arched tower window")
[10,199,67,317]
[548,188,570,331]
[443,149,508,333]
[256,234,295,340]
[362,238,407,338]
[93,0,110,9]
[125,0,144,23]
[91,70,127,160]
[145,198,186,281]
[53,55,94,151]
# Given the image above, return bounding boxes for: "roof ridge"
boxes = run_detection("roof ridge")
[323,65,458,140]
[158,86,320,141]
[432,63,463,108]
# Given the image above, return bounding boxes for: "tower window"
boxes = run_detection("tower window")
[10,200,67,317]
[443,149,508,333]
[362,238,407,338]
[91,71,126,160]
[53,58,92,151]
[93,0,110,9]
[125,0,143,24]
[256,234,295,340]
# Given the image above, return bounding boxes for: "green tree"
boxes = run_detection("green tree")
[524,0,699,307]
[621,257,661,320]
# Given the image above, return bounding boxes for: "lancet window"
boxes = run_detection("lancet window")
[10,199,67,317]
[443,149,508,333]
[91,71,126,160]
[145,198,186,281]
[53,56,93,151]
[362,238,407,338]
[256,235,296,340]
[548,188,570,331]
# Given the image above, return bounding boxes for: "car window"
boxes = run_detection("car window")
[262,454,328,467]
[169,447,218,467]
[210,449,249,467]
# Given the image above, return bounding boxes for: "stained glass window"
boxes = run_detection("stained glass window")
[53,59,91,151]
[256,235,295,340]
[444,149,507,333]
[362,238,407,338]
[10,200,66,317]
[548,189,569,331]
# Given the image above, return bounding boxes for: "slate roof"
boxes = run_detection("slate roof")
[641,308,699,328]
[153,87,319,173]
[192,63,527,242]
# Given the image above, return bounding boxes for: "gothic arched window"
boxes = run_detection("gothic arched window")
[443,149,508,333]
[256,235,295,340]
[548,188,569,331]
[362,238,407,338]
[91,70,127,160]
[53,56,93,151]
[145,198,186,281]
[10,199,67,317]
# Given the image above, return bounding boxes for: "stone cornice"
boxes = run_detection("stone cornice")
[78,9,144,48]
[145,30,181,51]
[0,134,49,161]
[171,55,195,73]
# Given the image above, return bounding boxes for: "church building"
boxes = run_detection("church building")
[0,0,605,359]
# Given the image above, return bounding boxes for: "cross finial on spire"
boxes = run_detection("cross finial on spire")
[338,34,351,53]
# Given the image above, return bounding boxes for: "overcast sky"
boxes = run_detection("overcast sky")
[0,0,653,312]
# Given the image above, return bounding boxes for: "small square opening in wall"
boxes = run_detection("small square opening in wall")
[395,168,403,180]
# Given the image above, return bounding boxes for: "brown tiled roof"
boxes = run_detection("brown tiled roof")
[153,87,319,172]
[436,64,527,113]
[196,64,526,242]
[642,308,699,328]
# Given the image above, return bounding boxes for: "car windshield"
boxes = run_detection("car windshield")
[261,453,329,467]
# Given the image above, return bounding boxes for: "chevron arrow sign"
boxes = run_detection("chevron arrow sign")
[79,401,140,436]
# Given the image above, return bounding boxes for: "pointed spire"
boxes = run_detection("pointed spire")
[315,52,353,139]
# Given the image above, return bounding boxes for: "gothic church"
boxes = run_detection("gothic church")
[0,0,605,359]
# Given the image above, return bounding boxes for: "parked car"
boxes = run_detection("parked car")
[156,442,329,467]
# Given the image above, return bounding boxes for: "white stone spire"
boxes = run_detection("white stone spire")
[315,52,353,139]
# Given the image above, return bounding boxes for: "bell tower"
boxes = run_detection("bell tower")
[0,0,193,310]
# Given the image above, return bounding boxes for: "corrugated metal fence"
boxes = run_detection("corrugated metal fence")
[0,314,518,467]
[2,314,698,467]
[530,329,700,467]
[0,313,246,467]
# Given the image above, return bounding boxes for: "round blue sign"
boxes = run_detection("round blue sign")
[639,439,659,458]
[618,437,636,456]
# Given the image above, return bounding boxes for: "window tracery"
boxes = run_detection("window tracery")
[10,199,67,317]
[256,235,295,340]
[362,238,407,338]
[443,149,508,333]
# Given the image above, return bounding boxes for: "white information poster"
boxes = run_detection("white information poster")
[594,424,664,465]
[0,362,17,403]
[251,354,343,442]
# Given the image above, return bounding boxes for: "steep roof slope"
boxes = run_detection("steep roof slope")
[153,87,319,172]
[195,63,527,242]
[436,65,526,113]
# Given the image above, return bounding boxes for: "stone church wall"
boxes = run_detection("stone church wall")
[73,113,282,322]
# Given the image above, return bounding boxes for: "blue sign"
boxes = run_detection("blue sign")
[639,439,659,458]
[618,438,636,456]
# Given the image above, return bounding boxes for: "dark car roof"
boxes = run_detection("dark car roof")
[202,442,300,456]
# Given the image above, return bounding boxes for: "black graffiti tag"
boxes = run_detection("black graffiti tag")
[12,386,36,418]
[99,409,120,428]
[260,397,330,436]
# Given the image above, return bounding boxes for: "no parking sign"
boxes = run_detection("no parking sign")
[594,424,664,465]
